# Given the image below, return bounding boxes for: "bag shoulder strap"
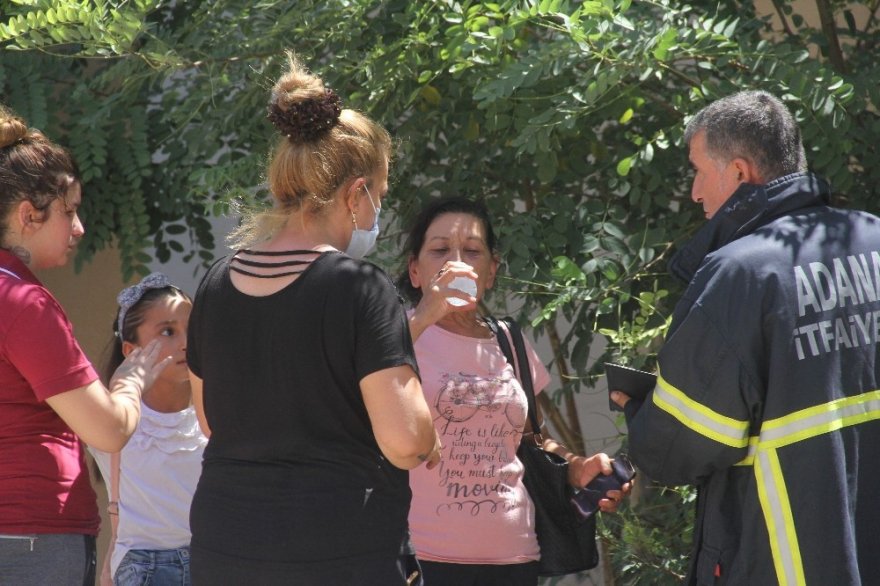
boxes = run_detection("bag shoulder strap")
[485,316,541,437]
[484,315,514,369]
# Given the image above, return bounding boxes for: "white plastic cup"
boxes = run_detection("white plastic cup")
[446,276,477,306]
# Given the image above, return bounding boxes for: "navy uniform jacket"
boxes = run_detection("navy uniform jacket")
[625,173,880,585]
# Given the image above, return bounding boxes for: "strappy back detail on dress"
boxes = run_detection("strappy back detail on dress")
[230,249,320,279]
[228,249,332,297]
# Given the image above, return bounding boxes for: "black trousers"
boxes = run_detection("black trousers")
[418,560,540,586]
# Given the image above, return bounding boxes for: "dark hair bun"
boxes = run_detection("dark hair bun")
[267,88,342,143]
[0,110,28,149]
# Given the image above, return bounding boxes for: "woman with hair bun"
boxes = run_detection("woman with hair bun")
[0,105,170,585]
[186,55,440,585]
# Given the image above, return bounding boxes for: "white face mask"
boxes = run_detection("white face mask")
[345,185,381,259]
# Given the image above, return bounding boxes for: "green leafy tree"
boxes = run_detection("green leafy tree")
[3,1,878,582]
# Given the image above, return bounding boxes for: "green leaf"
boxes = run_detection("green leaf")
[419,85,441,106]
[603,222,626,240]
[463,116,480,140]
[552,256,585,281]
[652,27,677,61]
[512,239,530,258]
[165,224,187,235]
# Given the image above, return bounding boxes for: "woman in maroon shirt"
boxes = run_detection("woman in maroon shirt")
[0,105,168,585]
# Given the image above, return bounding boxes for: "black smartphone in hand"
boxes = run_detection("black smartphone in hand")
[605,362,657,412]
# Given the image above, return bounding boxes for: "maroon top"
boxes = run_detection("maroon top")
[0,249,100,535]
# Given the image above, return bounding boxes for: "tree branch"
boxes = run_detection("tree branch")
[546,320,586,454]
[814,0,847,73]
[538,392,582,453]
[770,0,796,37]
[518,176,584,453]
[856,0,880,52]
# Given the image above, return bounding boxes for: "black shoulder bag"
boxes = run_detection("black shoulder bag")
[485,316,599,577]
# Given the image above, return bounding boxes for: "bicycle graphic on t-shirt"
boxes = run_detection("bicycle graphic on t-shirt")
[434,372,525,430]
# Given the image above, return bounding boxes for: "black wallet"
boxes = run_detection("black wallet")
[570,454,637,518]
[604,362,657,412]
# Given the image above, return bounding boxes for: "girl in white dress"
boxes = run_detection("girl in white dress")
[91,273,206,586]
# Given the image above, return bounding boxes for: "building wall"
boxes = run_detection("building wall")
[37,248,128,368]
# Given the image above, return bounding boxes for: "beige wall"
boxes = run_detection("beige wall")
[755,0,873,44]
[36,247,130,369]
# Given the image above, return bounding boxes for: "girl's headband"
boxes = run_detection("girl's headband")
[116,272,177,337]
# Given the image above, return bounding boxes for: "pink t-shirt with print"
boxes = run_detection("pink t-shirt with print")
[408,322,551,564]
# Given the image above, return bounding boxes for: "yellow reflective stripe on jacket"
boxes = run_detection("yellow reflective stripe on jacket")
[752,389,880,586]
[653,371,750,448]
[759,390,880,449]
[734,436,759,466]
[755,448,806,586]
[651,371,880,583]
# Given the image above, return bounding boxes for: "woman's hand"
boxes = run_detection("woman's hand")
[98,531,116,586]
[567,452,632,513]
[110,339,172,396]
[568,452,611,488]
[408,261,479,341]
[421,430,443,470]
[47,339,173,452]
[598,483,631,514]
[99,564,113,586]
[424,260,479,312]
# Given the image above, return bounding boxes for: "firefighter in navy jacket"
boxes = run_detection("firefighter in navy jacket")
[612,91,880,585]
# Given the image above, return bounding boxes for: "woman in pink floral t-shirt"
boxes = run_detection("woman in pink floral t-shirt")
[400,197,629,586]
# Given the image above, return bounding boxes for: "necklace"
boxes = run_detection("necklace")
[440,314,493,339]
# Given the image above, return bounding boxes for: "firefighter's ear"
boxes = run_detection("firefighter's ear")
[731,157,762,184]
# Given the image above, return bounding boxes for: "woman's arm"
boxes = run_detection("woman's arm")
[360,365,440,470]
[525,402,628,513]
[99,526,116,586]
[188,371,211,438]
[47,340,171,452]
[99,451,121,586]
